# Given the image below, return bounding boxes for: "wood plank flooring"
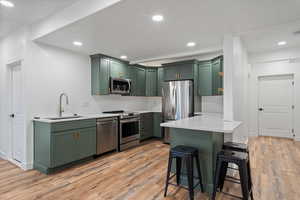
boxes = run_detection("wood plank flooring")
[0,136,299,200]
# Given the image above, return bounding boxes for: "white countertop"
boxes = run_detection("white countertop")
[33,110,162,123]
[33,114,120,123]
[160,113,241,133]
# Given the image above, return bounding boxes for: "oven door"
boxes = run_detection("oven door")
[120,118,140,144]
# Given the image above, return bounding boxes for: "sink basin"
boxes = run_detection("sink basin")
[46,116,83,120]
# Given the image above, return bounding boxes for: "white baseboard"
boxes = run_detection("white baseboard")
[249,131,258,137]
[0,151,7,160]
[7,158,32,171]
[294,137,300,142]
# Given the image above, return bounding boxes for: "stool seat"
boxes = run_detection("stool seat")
[171,145,198,156]
[223,142,248,152]
[218,150,248,161]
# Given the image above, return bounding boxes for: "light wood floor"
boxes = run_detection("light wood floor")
[0,137,299,200]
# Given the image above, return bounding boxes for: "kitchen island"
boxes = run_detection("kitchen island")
[160,113,241,195]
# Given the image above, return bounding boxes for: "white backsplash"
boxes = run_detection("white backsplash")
[201,96,223,113]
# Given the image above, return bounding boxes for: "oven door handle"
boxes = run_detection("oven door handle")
[121,118,139,123]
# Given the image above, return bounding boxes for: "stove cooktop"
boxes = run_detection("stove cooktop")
[102,110,139,119]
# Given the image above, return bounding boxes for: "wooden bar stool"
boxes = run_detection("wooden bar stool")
[164,145,204,200]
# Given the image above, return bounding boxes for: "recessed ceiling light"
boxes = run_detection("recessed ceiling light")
[0,0,14,7]
[73,41,83,46]
[120,55,127,59]
[152,15,164,22]
[187,42,196,47]
[277,41,287,46]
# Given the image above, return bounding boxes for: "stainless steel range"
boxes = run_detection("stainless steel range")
[103,110,140,151]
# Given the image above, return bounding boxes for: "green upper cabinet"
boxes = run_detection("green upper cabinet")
[91,56,110,95]
[146,68,158,96]
[157,68,164,96]
[163,66,178,81]
[90,54,130,95]
[136,67,146,96]
[197,56,223,96]
[212,56,223,95]
[110,59,130,79]
[163,60,197,81]
[198,61,213,96]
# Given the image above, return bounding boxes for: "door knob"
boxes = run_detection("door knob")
[258,108,263,111]
[10,114,15,118]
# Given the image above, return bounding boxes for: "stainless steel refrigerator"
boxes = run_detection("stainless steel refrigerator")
[162,80,194,143]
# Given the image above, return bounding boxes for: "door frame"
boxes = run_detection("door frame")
[5,58,27,170]
[257,73,295,138]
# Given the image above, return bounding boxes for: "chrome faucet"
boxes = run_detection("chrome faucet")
[59,93,69,117]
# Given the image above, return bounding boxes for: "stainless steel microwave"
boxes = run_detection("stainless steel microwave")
[110,77,131,94]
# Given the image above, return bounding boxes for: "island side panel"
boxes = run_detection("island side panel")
[169,128,224,194]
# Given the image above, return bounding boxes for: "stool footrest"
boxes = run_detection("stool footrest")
[167,181,202,190]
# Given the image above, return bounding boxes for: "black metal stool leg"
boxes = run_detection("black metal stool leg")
[194,154,204,192]
[176,157,182,186]
[247,160,254,200]
[212,157,222,200]
[239,162,250,200]
[219,162,228,192]
[186,156,194,200]
[164,152,173,197]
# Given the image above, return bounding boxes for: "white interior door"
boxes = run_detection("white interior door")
[10,63,25,163]
[258,75,294,138]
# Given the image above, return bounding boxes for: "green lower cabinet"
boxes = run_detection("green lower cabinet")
[52,130,77,167]
[75,127,97,160]
[153,112,162,138]
[34,119,96,174]
[140,113,153,140]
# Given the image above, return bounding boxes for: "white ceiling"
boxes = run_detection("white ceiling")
[35,0,300,62]
[0,0,80,38]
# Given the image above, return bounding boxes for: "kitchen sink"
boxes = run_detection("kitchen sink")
[46,116,83,120]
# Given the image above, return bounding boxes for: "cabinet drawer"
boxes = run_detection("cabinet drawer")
[51,119,96,133]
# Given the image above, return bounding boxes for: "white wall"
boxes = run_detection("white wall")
[223,36,250,142]
[249,47,300,141]
[0,28,30,160]
[0,27,161,168]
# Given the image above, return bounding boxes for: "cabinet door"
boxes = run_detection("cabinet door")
[129,66,138,96]
[177,64,193,80]
[76,127,96,160]
[212,58,223,95]
[110,59,129,78]
[140,113,153,140]
[52,131,76,167]
[157,68,164,96]
[136,67,146,96]
[153,113,162,138]
[146,68,157,96]
[91,57,110,95]
[198,61,212,96]
[164,66,178,81]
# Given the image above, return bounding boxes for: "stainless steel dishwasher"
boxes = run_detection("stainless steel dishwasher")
[96,117,118,155]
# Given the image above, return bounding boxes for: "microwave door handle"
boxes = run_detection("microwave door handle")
[128,79,131,93]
